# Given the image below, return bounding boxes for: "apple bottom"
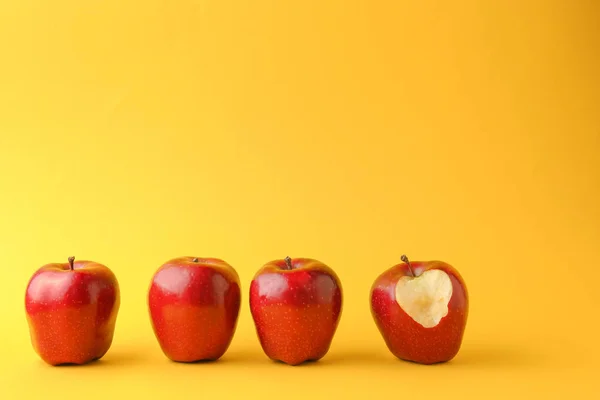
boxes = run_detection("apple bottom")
[252,305,338,366]
[383,330,464,365]
[376,317,464,365]
[259,341,331,366]
[27,309,115,366]
[151,305,236,363]
[371,292,467,364]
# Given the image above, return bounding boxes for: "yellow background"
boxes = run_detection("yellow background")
[1,1,598,398]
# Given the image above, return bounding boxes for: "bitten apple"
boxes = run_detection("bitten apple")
[249,256,343,366]
[148,257,241,362]
[25,257,121,366]
[370,255,468,364]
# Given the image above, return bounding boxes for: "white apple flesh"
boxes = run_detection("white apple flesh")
[394,269,453,328]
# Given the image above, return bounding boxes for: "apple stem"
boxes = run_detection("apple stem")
[284,256,293,270]
[401,254,415,277]
[192,258,199,262]
[68,256,75,271]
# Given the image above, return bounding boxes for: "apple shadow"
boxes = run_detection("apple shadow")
[448,342,544,368]
[219,349,272,365]
[219,348,397,367]
[193,348,345,367]
[213,346,401,367]
[160,348,267,366]
[311,342,542,369]
[319,349,399,366]
[167,358,233,366]
[56,349,152,368]
[268,358,323,368]
[50,360,102,368]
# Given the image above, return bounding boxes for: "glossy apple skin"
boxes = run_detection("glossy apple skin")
[370,260,468,364]
[25,260,120,366]
[249,258,343,366]
[148,257,241,362]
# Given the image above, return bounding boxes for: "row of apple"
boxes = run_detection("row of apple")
[25,255,469,366]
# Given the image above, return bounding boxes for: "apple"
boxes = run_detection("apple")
[249,256,343,365]
[148,257,241,362]
[370,255,468,364]
[25,256,121,366]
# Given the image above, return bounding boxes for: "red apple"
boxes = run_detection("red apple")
[249,256,343,365]
[148,257,241,362]
[25,256,121,366]
[370,255,468,364]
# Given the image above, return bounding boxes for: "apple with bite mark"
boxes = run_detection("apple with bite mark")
[370,255,468,364]
[249,256,343,366]
[25,256,121,366]
[148,257,241,362]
